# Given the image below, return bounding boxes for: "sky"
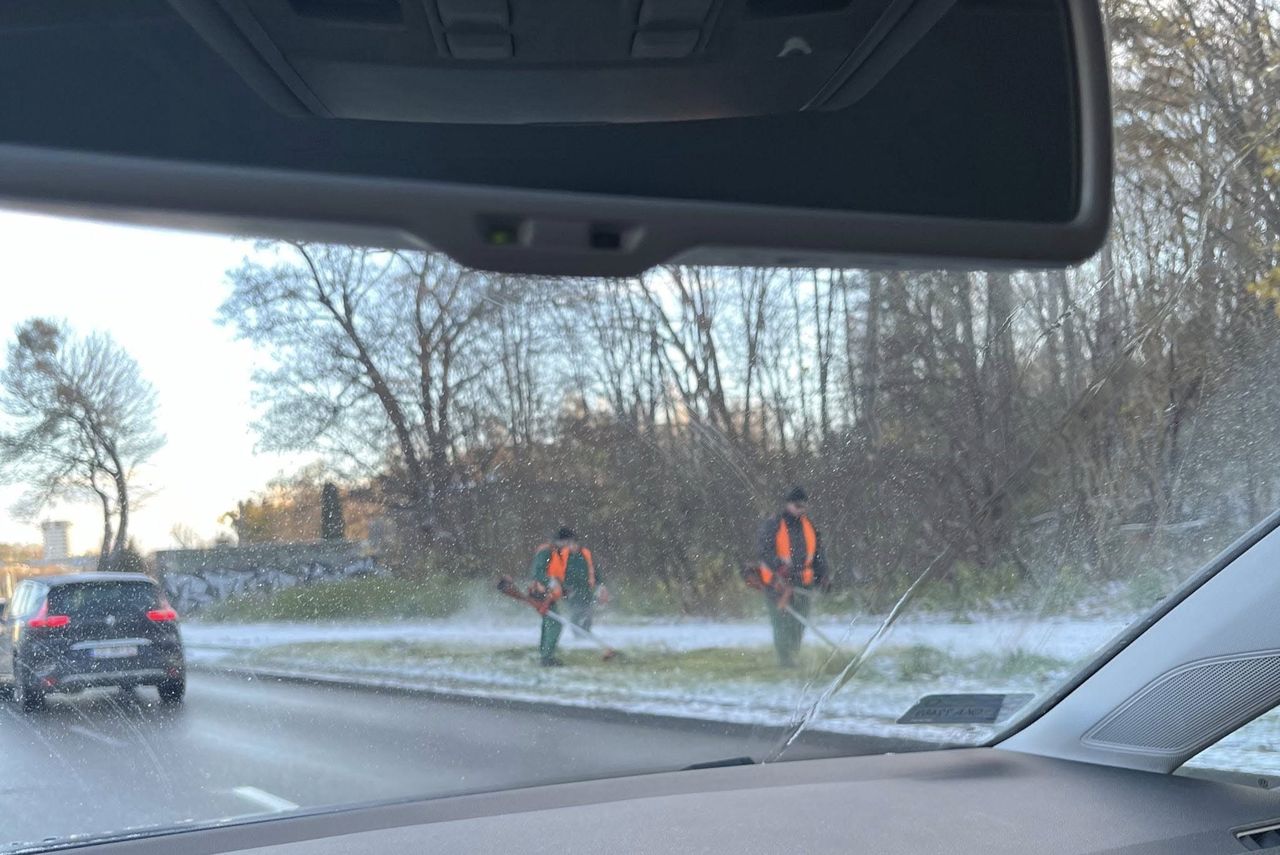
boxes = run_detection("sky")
[0,210,303,552]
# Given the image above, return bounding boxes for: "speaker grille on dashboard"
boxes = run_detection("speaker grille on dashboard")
[1083,651,1280,755]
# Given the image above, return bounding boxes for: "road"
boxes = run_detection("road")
[0,671,928,849]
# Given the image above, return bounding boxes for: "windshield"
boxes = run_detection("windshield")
[0,0,1277,850]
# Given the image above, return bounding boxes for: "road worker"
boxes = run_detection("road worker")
[528,527,608,666]
[755,487,829,668]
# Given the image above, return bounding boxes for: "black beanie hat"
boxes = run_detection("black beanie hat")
[785,486,808,504]
[555,527,578,541]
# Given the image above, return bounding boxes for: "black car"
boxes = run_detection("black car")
[0,573,185,712]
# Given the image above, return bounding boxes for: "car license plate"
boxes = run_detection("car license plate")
[92,645,137,659]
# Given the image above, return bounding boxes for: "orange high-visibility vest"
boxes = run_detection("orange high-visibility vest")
[544,545,596,589]
[760,516,816,586]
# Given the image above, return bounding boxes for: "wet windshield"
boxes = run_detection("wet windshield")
[0,0,1278,849]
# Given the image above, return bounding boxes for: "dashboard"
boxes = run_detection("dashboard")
[63,748,1280,855]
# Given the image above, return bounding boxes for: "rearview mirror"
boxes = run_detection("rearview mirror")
[0,0,1109,274]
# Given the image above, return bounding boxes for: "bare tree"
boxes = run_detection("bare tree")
[0,319,164,569]
[169,523,206,550]
[221,243,515,543]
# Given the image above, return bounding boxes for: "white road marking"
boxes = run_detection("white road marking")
[67,725,127,747]
[231,786,299,813]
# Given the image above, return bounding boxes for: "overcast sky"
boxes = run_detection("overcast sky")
[0,210,303,552]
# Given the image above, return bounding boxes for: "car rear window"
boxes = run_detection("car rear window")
[48,583,159,617]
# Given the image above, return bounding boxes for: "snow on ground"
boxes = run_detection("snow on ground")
[182,612,1138,749]
[183,613,1133,663]
[1186,712,1280,777]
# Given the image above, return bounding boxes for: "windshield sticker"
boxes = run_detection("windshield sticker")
[898,694,1035,725]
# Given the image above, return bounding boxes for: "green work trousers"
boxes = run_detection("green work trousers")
[539,599,594,662]
[765,591,811,667]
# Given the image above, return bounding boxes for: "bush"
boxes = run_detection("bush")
[891,644,952,681]
[610,577,760,618]
[604,548,762,618]
[111,540,150,574]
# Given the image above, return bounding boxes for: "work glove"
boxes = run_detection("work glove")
[530,580,561,605]
[524,583,545,615]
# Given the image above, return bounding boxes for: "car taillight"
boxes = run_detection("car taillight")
[147,607,178,622]
[28,603,70,629]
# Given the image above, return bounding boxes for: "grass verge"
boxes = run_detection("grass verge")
[220,638,1071,690]
[198,575,465,622]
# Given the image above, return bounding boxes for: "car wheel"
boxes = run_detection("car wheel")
[12,662,45,713]
[158,678,185,704]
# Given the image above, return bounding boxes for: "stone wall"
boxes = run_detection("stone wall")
[156,541,386,613]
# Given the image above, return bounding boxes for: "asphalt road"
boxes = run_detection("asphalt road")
[0,672,927,850]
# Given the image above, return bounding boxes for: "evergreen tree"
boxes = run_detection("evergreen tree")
[320,482,346,541]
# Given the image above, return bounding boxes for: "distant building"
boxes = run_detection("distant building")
[41,521,70,561]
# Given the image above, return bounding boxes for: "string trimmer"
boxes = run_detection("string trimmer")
[497,575,620,660]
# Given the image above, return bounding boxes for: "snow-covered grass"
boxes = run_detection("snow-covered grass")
[182,613,1133,661]
[183,611,1133,747]
[204,638,1069,688]
[1185,711,1280,778]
